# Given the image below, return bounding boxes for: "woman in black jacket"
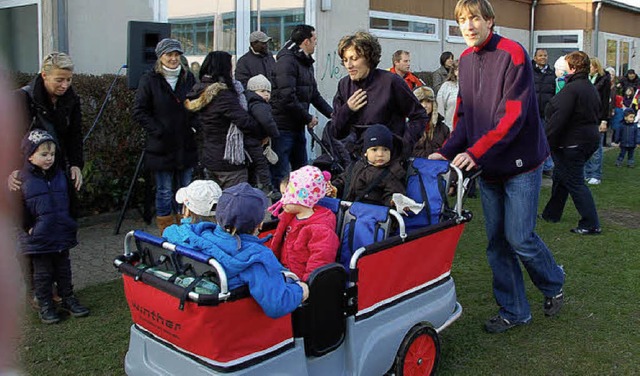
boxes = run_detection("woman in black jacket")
[541,51,601,235]
[584,57,611,185]
[132,39,197,233]
[185,51,257,189]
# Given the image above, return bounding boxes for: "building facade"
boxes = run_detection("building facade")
[1,0,638,118]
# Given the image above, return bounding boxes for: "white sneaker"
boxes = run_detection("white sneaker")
[587,178,601,185]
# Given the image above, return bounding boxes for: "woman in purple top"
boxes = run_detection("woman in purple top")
[330,31,428,159]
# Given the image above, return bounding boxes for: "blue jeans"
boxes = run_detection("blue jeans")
[154,168,193,216]
[270,130,308,187]
[543,143,600,229]
[479,165,565,323]
[584,133,604,180]
[542,156,554,172]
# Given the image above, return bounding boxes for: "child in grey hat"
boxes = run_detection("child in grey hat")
[245,74,280,198]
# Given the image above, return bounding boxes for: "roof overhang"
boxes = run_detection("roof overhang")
[593,0,640,14]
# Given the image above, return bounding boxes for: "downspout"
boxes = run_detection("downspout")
[594,1,602,58]
[56,0,68,53]
[529,0,538,55]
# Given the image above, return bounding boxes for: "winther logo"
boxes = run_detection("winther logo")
[131,301,182,332]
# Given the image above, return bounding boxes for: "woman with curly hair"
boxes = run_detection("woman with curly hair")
[330,31,427,159]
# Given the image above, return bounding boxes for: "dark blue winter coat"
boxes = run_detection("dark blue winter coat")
[614,120,639,147]
[19,163,78,255]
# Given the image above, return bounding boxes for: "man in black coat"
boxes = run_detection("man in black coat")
[235,31,276,89]
[269,24,333,188]
[532,48,556,176]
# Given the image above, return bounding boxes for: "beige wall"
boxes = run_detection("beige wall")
[371,0,533,31]
[67,0,154,74]
[598,4,640,37]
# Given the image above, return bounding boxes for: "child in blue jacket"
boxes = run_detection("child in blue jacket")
[163,182,308,318]
[614,108,638,167]
[19,130,89,324]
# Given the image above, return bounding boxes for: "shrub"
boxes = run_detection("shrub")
[11,72,147,217]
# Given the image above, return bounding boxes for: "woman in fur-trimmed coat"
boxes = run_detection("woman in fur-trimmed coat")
[185,51,257,189]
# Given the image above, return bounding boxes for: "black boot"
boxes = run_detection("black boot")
[60,296,90,318]
[39,303,61,324]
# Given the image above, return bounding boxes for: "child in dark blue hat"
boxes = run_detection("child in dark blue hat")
[18,129,89,324]
[331,124,406,206]
[162,182,309,318]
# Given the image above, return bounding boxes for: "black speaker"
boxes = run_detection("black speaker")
[127,21,171,89]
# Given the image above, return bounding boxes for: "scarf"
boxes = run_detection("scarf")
[162,65,181,90]
[223,80,250,165]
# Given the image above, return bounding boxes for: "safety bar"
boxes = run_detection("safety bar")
[449,164,464,217]
[120,230,230,300]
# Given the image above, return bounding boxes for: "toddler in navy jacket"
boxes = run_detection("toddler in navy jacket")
[614,108,638,167]
[19,130,89,324]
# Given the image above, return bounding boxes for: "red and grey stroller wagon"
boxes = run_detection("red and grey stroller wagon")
[115,159,475,375]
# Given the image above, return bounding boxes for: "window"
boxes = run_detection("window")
[250,0,305,53]
[168,0,237,59]
[604,33,633,76]
[369,11,439,42]
[534,30,583,68]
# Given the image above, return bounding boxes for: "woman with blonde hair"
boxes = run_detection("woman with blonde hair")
[584,56,612,185]
[436,60,459,130]
[133,38,198,233]
[412,86,450,157]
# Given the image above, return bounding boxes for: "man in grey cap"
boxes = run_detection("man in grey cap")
[235,31,276,89]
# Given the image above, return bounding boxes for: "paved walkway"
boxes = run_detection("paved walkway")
[72,212,159,290]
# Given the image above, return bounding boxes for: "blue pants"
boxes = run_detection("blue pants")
[154,169,193,216]
[479,165,565,322]
[270,130,308,188]
[616,146,636,166]
[584,133,604,180]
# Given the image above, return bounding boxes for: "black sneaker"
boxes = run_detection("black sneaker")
[544,290,564,317]
[39,304,61,324]
[60,296,90,318]
[484,315,531,334]
[569,227,602,235]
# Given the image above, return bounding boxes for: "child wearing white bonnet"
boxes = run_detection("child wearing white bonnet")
[175,180,223,223]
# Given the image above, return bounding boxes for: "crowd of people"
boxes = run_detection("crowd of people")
[5,0,639,344]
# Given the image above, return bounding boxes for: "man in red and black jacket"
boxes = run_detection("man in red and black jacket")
[429,0,565,334]
[389,50,424,90]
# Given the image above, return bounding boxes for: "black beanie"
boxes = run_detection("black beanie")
[362,124,393,151]
[21,129,56,159]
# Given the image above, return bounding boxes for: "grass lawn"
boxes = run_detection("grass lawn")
[19,149,640,375]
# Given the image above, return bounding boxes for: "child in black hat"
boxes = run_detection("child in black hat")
[18,130,89,324]
[331,124,406,206]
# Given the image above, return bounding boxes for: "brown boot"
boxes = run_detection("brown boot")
[156,215,176,235]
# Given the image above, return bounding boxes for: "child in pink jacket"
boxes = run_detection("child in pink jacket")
[269,165,340,281]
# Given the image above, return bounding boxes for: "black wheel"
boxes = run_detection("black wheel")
[394,324,440,376]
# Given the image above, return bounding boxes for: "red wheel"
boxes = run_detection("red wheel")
[394,325,440,376]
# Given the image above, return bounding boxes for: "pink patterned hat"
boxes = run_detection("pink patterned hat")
[281,166,331,208]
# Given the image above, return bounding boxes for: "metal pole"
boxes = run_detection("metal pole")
[113,150,146,235]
